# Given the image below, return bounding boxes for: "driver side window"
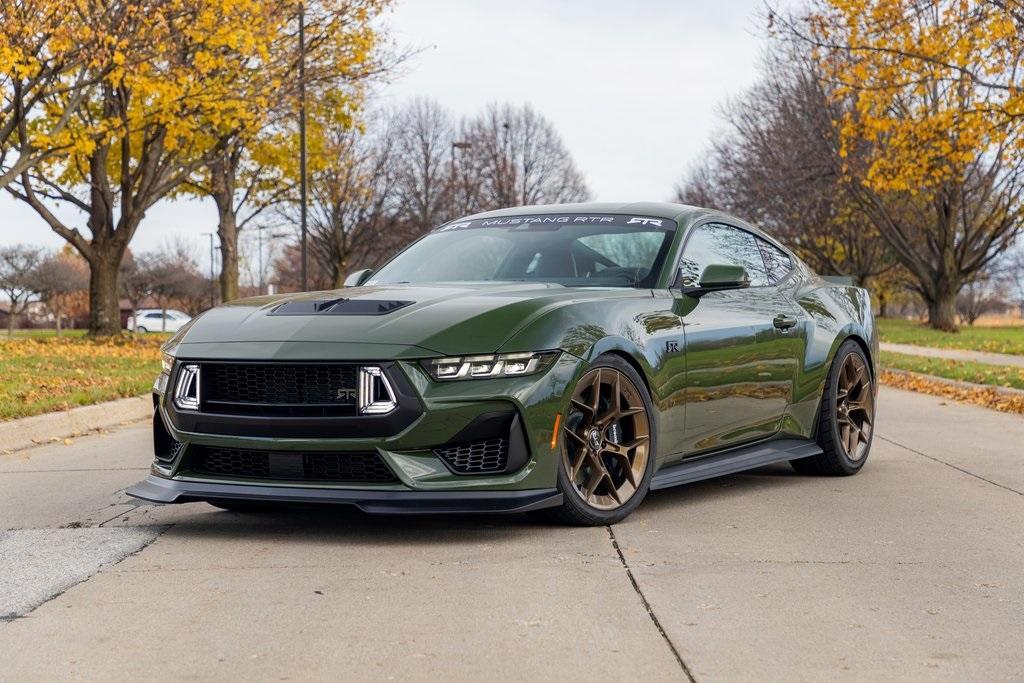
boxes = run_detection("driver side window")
[678,223,769,287]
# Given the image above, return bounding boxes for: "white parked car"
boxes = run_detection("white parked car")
[128,309,192,333]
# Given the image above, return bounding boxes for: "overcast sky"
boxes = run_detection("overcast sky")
[0,0,777,255]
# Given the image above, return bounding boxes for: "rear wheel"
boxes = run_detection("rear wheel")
[136,326,148,333]
[541,355,656,526]
[791,339,875,476]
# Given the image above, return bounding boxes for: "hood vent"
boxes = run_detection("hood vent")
[269,297,413,316]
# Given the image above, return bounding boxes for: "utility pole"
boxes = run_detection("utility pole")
[201,232,216,309]
[298,4,309,292]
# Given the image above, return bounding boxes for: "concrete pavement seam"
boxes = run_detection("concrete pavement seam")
[1,526,171,622]
[607,525,697,683]
[877,435,1024,497]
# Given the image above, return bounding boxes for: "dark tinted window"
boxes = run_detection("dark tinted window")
[757,238,792,284]
[678,223,769,287]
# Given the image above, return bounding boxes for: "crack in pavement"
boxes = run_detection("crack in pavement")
[607,525,697,682]
[877,434,1024,497]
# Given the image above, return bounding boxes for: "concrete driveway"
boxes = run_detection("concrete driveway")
[1,387,1022,681]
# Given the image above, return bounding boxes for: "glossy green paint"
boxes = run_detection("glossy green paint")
[156,201,877,493]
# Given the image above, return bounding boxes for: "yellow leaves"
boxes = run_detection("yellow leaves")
[0,335,165,420]
[881,369,1024,416]
[811,0,1023,193]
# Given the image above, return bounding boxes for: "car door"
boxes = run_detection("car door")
[676,222,800,455]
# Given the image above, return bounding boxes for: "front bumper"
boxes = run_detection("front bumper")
[139,348,584,502]
[126,475,561,514]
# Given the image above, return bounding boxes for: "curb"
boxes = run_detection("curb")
[882,368,1024,399]
[0,395,151,455]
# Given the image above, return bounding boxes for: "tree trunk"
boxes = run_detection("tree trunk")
[6,310,13,337]
[88,256,122,336]
[218,217,239,302]
[55,311,62,337]
[927,293,958,332]
[210,147,239,303]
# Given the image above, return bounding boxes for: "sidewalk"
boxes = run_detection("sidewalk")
[880,342,1024,368]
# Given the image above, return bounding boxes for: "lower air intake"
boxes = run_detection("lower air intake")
[435,437,509,474]
[191,446,396,483]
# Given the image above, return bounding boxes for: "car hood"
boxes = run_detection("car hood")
[172,283,636,357]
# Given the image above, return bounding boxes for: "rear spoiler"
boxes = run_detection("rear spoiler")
[822,275,855,286]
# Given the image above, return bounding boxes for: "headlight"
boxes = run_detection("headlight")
[161,352,174,374]
[422,351,559,381]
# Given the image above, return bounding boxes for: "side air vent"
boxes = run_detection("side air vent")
[269,298,413,316]
[435,437,509,474]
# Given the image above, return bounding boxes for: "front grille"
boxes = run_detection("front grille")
[201,363,359,417]
[435,437,509,474]
[191,446,396,483]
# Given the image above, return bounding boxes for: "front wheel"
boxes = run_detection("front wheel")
[136,326,148,333]
[791,339,875,476]
[540,354,656,526]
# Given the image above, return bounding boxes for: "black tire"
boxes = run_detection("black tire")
[791,339,875,476]
[539,354,657,526]
[136,326,148,333]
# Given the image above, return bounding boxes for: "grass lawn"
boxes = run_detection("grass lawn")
[5,329,89,338]
[878,318,1024,356]
[881,350,1024,391]
[0,333,170,420]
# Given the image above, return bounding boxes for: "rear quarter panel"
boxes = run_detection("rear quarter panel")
[781,274,877,438]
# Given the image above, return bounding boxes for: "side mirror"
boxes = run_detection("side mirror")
[343,268,373,287]
[679,264,750,297]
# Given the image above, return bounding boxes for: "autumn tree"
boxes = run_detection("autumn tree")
[0,1,117,189]
[187,0,393,303]
[6,1,297,335]
[785,0,1024,330]
[675,46,896,292]
[28,247,88,334]
[0,244,42,336]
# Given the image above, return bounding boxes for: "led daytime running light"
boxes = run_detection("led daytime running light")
[424,351,559,381]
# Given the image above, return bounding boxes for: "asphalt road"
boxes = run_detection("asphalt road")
[1,386,1022,681]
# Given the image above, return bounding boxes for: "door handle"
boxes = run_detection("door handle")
[773,314,797,330]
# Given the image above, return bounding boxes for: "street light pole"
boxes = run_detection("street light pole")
[298,4,309,292]
[256,226,289,295]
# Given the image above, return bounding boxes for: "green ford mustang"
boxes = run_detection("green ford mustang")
[128,201,877,525]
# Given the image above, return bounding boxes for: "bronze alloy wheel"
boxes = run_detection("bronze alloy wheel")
[562,367,651,510]
[836,351,874,461]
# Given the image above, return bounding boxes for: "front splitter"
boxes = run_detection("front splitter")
[126,475,562,515]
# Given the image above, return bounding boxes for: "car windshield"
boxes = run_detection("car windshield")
[368,214,676,288]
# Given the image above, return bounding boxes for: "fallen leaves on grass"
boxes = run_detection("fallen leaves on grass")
[0,336,164,420]
[881,369,1024,415]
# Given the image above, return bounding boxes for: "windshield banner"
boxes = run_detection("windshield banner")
[437,214,677,232]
